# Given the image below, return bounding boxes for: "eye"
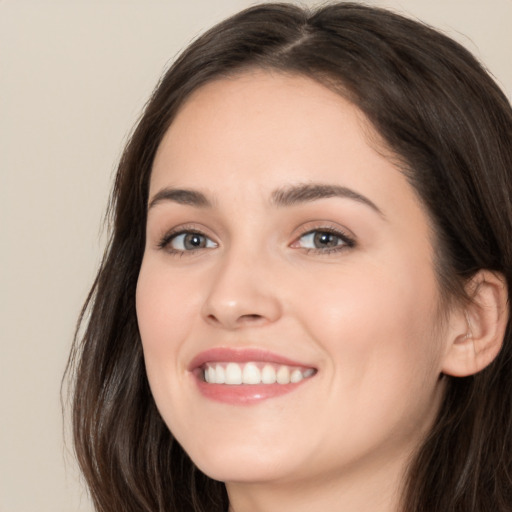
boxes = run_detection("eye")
[293,228,355,252]
[160,230,217,253]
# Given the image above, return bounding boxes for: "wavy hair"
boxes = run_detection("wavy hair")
[66,3,512,511]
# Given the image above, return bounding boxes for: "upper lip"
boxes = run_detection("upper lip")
[188,347,316,371]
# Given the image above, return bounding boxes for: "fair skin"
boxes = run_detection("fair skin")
[136,71,506,512]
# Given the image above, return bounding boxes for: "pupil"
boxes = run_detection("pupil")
[185,234,204,249]
[314,232,337,248]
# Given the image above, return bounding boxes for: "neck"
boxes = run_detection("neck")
[226,450,410,512]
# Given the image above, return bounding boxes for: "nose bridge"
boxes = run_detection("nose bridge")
[202,238,282,329]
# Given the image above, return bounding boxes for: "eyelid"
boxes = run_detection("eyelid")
[156,224,218,253]
[290,223,356,252]
[154,221,355,256]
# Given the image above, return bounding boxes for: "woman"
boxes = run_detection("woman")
[67,3,512,511]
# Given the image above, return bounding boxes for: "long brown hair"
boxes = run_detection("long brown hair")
[66,3,512,511]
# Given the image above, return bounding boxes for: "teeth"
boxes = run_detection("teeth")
[242,362,261,384]
[261,364,277,384]
[290,369,303,383]
[203,362,315,385]
[225,362,242,384]
[276,365,290,384]
[215,364,225,384]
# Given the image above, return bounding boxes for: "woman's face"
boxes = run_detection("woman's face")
[136,71,450,487]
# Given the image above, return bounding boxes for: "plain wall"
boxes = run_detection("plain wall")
[1,1,510,511]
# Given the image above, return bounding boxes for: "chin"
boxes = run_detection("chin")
[184,437,305,484]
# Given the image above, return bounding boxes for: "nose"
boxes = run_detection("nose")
[201,251,283,330]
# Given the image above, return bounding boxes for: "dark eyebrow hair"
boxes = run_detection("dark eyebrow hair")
[271,183,384,216]
[147,183,383,217]
[148,187,212,210]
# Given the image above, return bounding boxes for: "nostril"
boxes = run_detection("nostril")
[207,314,221,324]
[242,314,263,321]
[238,314,268,325]
[205,313,264,329]
[205,312,266,329]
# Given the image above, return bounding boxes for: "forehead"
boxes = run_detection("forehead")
[152,71,389,191]
[149,71,429,231]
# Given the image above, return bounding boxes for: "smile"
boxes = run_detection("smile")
[203,362,316,385]
[190,348,317,404]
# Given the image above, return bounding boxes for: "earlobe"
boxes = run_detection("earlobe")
[441,270,509,377]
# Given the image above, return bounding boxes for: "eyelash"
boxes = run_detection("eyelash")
[157,225,356,256]
[157,225,216,255]
[293,225,356,255]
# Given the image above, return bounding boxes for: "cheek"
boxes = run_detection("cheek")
[292,257,444,400]
[136,255,204,335]
[135,259,215,440]
[135,261,199,388]
[291,267,445,459]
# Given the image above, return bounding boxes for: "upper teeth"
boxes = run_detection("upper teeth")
[203,362,315,385]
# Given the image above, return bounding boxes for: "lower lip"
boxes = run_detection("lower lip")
[194,376,310,405]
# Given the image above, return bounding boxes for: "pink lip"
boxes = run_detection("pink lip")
[189,347,317,406]
[188,347,312,370]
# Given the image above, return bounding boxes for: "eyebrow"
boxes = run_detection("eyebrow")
[271,183,383,216]
[148,182,383,216]
[148,187,212,210]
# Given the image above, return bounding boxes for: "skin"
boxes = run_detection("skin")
[136,71,459,512]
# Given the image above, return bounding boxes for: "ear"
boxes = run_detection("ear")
[441,270,509,377]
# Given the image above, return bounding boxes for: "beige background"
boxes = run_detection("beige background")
[1,1,510,511]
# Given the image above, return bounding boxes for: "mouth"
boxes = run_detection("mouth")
[202,361,316,385]
[189,348,317,404]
